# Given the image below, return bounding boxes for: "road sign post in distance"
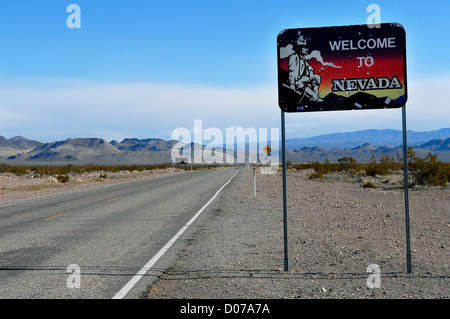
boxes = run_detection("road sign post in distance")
[277,23,407,112]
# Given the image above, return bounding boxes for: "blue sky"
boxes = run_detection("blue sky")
[0,0,449,142]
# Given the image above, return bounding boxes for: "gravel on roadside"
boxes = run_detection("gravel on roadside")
[145,168,449,299]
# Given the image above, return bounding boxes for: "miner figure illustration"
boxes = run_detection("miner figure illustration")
[287,33,323,103]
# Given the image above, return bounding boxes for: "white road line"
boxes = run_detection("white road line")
[112,169,241,299]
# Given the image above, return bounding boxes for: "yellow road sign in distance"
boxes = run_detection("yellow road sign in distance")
[263,145,271,155]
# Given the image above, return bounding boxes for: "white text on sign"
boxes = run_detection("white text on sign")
[329,38,396,51]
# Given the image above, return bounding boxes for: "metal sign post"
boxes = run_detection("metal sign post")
[253,167,256,196]
[277,23,411,273]
[402,105,412,273]
[281,110,289,271]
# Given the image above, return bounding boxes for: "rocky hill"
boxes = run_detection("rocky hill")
[0,136,43,157]
[1,128,449,165]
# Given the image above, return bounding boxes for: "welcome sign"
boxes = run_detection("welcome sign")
[277,23,407,112]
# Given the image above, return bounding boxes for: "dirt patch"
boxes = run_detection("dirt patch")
[0,168,181,204]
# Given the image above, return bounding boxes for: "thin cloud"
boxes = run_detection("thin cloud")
[0,81,279,141]
[0,75,448,142]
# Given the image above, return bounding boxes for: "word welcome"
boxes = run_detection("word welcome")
[329,37,396,51]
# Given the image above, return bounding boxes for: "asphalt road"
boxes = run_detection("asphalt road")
[0,168,239,299]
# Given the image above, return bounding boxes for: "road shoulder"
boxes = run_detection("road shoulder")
[144,168,449,299]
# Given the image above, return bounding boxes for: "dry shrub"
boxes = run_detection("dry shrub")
[407,147,448,187]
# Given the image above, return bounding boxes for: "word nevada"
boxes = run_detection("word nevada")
[331,75,403,92]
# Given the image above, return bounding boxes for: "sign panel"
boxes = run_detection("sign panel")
[277,23,407,112]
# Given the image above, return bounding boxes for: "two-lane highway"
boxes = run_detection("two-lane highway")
[0,168,239,299]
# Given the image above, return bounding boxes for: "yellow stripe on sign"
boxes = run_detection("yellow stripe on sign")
[107,197,120,202]
[44,212,67,221]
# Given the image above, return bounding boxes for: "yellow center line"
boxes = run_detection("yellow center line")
[107,197,120,202]
[44,212,67,221]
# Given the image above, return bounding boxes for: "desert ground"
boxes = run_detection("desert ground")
[1,166,448,299]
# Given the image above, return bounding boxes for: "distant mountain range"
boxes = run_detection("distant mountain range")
[2,137,181,165]
[286,128,450,162]
[285,128,450,149]
[286,139,450,163]
[0,128,449,165]
[1,137,234,165]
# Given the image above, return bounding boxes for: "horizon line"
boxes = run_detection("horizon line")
[1,127,449,144]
